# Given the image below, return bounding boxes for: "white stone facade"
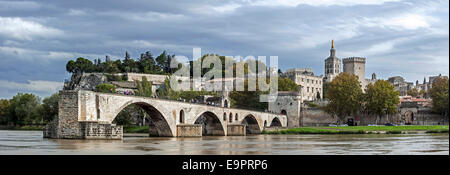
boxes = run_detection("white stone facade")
[285,68,323,101]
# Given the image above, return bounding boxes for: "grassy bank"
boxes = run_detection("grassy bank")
[263,125,449,135]
[123,126,149,133]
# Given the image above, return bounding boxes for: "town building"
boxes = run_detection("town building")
[343,57,367,87]
[285,68,323,101]
[388,76,414,96]
[324,40,341,83]
[415,74,448,92]
[323,40,378,91]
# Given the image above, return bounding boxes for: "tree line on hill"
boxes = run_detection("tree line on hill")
[66,51,178,75]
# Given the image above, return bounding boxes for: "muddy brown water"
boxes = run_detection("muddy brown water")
[0,130,448,155]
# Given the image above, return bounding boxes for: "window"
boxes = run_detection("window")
[179,110,185,123]
[307,87,309,92]
[223,113,227,121]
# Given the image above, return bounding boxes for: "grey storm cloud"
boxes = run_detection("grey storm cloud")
[0,0,448,98]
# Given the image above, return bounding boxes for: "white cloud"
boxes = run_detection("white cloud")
[361,13,435,30]
[67,9,87,16]
[211,3,242,13]
[99,11,185,22]
[0,46,109,61]
[0,17,63,40]
[247,0,401,7]
[106,40,199,53]
[340,39,401,57]
[0,79,63,94]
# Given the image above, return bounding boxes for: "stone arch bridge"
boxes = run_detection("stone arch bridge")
[44,90,287,139]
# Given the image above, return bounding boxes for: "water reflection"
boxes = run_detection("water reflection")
[0,130,448,155]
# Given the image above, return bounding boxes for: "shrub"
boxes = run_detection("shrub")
[95,83,116,93]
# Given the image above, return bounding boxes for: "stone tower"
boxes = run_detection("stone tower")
[343,57,366,87]
[324,40,341,83]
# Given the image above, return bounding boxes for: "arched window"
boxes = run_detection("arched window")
[179,110,185,123]
[235,113,238,121]
[229,113,233,123]
[223,112,227,121]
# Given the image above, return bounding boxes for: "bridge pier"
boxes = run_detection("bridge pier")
[227,124,246,136]
[176,124,202,137]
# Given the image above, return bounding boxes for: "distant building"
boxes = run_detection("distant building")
[323,40,377,91]
[388,76,414,96]
[324,40,341,83]
[414,74,448,98]
[285,68,323,101]
[342,57,368,89]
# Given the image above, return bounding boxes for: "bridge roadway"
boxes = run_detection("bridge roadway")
[46,90,287,139]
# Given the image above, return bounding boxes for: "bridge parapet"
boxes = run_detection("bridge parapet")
[44,90,287,139]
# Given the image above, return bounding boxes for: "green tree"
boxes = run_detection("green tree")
[229,78,268,111]
[407,88,419,97]
[113,104,146,125]
[324,73,363,124]
[364,80,400,124]
[322,82,330,99]
[66,60,77,73]
[0,99,10,125]
[278,77,299,91]
[8,93,41,125]
[156,77,180,100]
[429,77,449,117]
[155,51,168,73]
[65,57,95,73]
[135,77,153,97]
[39,93,59,123]
[95,83,116,93]
[139,51,157,74]
[121,51,137,73]
[419,89,427,97]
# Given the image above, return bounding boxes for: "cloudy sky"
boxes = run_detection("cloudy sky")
[0,0,448,99]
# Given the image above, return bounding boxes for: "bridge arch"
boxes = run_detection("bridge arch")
[194,111,225,136]
[270,117,282,127]
[114,101,173,137]
[241,114,261,134]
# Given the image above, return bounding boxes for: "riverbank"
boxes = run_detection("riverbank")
[3,125,448,135]
[262,125,449,134]
[123,126,149,133]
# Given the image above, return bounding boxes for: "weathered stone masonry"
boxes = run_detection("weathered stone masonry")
[45,90,286,139]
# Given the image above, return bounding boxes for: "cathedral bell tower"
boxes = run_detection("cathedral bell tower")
[324,40,341,83]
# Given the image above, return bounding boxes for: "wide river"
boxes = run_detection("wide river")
[0,130,448,155]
